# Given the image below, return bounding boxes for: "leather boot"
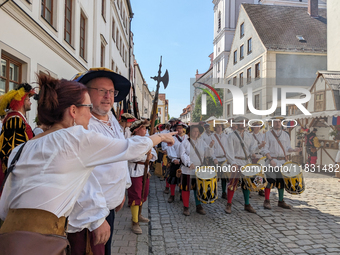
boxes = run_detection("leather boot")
[263,199,271,210]
[224,203,232,214]
[258,189,265,197]
[163,187,170,194]
[131,221,142,234]
[138,205,149,223]
[244,204,256,214]
[168,195,175,203]
[278,200,292,209]
[183,206,190,216]
[221,192,227,199]
[196,204,206,215]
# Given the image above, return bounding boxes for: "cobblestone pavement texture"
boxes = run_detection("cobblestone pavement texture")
[112,172,340,255]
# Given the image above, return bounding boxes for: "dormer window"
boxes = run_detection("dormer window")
[240,23,244,38]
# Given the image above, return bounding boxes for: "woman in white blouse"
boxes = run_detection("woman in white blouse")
[0,74,175,254]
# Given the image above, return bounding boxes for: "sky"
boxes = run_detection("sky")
[130,0,214,118]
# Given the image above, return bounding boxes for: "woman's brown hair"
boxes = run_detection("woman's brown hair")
[37,73,88,126]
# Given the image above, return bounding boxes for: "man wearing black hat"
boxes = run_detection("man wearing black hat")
[306,128,320,166]
[68,68,132,255]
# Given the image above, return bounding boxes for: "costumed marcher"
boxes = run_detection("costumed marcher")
[179,125,217,216]
[224,116,258,214]
[211,123,229,199]
[166,122,188,203]
[262,116,301,210]
[119,112,136,139]
[127,119,157,234]
[201,123,214,145]
[306,128,321,166]
[67,68,159,255]
[224,118,236,135]
[249,121,266,196]
[159,123,171,181]
[0,74,175,254]
[169,117,177,132]
[0,83,35,185]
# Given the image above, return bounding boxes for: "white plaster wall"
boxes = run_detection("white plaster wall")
[327,0,340,71]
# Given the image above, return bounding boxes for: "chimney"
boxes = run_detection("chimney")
[308,0,318,18]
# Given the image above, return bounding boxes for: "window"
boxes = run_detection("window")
[255,94,260,110]
[247,38,252,54]
[218,11,221,31]
[217,61,220,73]
[247,68,251,84]
[227,104,230,116]
[111,60,115,71]
[233,76,237,86]
[101,44,105,67]
[125,51,127,66]
[227,80,231,93]
[240,45,244,60]
[240,23,244,38]
[233,50,237,64]
[112,18,116,41]
[255,62,260,79]
[122,44,125,61]
[315,92,325,111]
[101,0,106,20]
[239,73,243,88]
[64,0,72,44]
[115,66,118,73]
[0,55,22,95]
[116,30,119,48]
[80,12,86,60]
[41,0,53,25]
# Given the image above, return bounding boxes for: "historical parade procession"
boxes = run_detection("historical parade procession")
[1,0,340,254]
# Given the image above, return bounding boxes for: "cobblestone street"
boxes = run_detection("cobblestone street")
[112,171,340,255]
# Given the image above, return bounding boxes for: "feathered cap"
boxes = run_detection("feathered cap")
[130,119,150,133]
[0,83,35,116]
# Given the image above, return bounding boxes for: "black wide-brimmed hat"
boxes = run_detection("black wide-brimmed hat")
[73,67,131,102]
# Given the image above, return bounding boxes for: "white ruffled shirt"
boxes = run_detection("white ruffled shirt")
[180,137,214,175]
[225,130,257,166]
[68,113,133,232]
[128,146,157,178]
[212,133,228,162]
[0,126,153,223]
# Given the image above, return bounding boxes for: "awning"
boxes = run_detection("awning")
[291,110,340,120]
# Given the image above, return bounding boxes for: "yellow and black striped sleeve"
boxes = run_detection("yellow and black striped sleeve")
[0,117,28,173]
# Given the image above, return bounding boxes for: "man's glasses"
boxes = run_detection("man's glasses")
[76,104,93,111]
[89,88,119,97]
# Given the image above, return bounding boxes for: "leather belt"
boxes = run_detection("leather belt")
[272,157,286,160]
[216,156,225,158]
[133,161,145,170]
[235,156,251,160]
[0,208,67,236]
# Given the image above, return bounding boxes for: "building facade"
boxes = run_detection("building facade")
[0,0,132,125]
[223,3,327,119]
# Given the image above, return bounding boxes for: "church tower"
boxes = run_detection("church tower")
[212,0,256,83]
